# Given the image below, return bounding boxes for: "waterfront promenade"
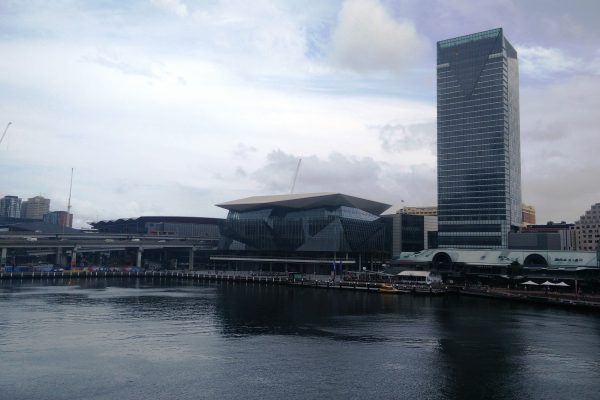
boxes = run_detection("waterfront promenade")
[2,269,600,312]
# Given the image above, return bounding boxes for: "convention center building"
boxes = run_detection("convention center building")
[213,192,392,274]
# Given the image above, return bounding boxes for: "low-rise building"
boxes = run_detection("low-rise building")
[398,206,437,216]
[92,216,222,240]
[521,222,574,250]
[43,211,73,228]
[392,207,438,257]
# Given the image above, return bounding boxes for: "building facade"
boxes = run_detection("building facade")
[573,203,600,251]
[21,196,51,220]
[522,204,536,226]
[43,211,73,228]
[399,206,438,216]
[92,216,222,241]
[391,212,438,257]
[437,28,522,249]
[391,214,425,257]
[217,193,390,255]
[522,222,574,250]
[0,195,22,218]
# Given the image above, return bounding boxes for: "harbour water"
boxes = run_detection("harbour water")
[1,278,599,399]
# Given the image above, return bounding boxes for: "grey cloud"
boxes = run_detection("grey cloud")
[233,143,258,159]
[523,166,600,225]
[250,149,436,211]
[520,74,600,222]
[376,121,436,152]
[235,167,247,178]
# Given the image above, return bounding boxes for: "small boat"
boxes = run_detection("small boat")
[379,284,408,294]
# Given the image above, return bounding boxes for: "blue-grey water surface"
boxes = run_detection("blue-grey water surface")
[1,277,599,399]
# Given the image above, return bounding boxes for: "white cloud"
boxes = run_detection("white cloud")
[0,36,433,225]
[516,45,581,77]
[6,0,599,229]
[331,0,429,75]
[152,0,188,18]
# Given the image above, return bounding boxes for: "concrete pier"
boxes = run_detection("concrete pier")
[136,247,143,268]
[189,248,194,271]
[70,248,77,269]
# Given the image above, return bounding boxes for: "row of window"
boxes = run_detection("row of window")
[440,197,508,204]
[438,90,505,102]
[439,116,507,126]
[439,173,506,181]
[440,186,509,193]
[440,191,508,198]
[439,150,506,158]
[438,68,508,84]
[438,81,506,96]
[439,139,506,149]
[439,158,508,166]
[437,28,501,48]
[438,93,508,105]
[440,216,508,222]
[437,82,507,96]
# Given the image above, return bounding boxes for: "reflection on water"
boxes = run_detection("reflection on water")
[0,278,599,400]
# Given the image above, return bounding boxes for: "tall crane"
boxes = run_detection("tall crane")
[63,168,74,234]
[290,158,302,194]
[0,122,12,147]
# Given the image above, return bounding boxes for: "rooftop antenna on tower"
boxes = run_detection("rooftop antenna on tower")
[290,158,302,194]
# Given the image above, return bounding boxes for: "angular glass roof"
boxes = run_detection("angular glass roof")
[216,192,391,215]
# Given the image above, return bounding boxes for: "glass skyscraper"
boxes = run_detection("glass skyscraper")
[437,28,521,248]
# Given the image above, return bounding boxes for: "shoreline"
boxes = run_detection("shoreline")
[459,287,600,311]
[2,270,600,312]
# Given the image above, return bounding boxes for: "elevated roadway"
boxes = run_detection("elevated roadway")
[0,233,219,269]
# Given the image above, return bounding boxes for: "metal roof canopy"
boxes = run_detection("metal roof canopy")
[93,216,224,225]
[398,271,436,277]
[210,255,355,264]
[216,192,391,215]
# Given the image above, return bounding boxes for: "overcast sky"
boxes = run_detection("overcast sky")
[1,0,599,227]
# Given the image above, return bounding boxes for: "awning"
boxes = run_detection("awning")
[554,281,570,287]
[519,280,539,286]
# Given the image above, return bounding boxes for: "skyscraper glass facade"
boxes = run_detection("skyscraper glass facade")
[437,28,521,248]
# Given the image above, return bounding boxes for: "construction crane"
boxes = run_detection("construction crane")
[290,158,302,194]
[0,122,12,147]
[63,168,74,234]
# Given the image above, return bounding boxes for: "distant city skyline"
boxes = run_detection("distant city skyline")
[1,1,599,227]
